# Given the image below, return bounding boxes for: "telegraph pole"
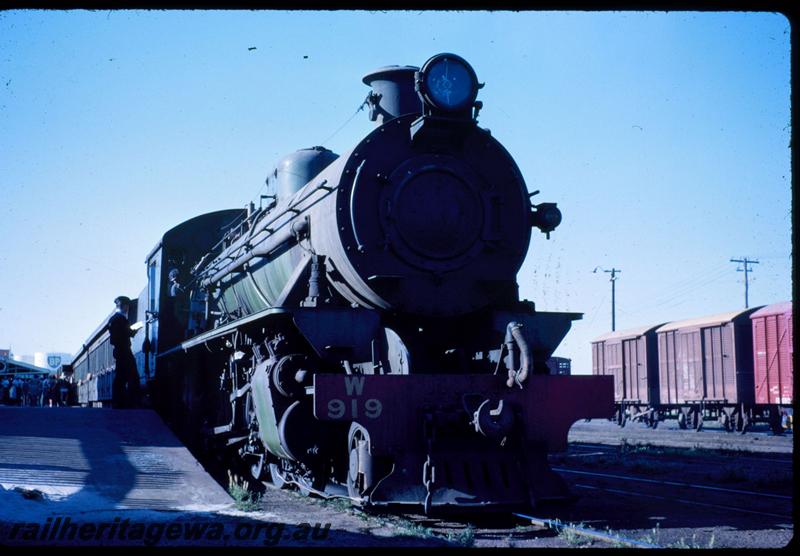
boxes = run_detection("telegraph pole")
[594,267,622,331]
[730,257,759,308]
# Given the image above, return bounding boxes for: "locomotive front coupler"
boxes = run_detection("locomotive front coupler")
[313,372,613,510]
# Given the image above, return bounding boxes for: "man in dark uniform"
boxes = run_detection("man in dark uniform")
[109,295,141,408]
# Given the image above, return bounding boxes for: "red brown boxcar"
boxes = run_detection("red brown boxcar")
[592,324,663,426]
[655,308,760,430]
[751,301,793,429]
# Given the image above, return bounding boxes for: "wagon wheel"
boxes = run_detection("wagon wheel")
[677,411,688,430]
[649,410,660,429]
[693,409,704,432]
[769,408,784,435]
[648,409,660,429]
[718,411,732,433]
[731,409,742,432]
[738,410,750,435]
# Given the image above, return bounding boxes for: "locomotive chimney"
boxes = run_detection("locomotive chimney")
[362,65,420,126]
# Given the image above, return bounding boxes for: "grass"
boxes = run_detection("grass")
[388,517,475,547]
[318,496,357,513]
[640,522,661,546]
[554,521,593,547]
[669,532,716,549]
[445,525,476,547]
[227,470,263,512]
[395,522,437,539]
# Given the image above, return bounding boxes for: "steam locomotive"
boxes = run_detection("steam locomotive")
[72,53,613,513]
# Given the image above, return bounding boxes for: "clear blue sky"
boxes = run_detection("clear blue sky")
[0,10,791,374]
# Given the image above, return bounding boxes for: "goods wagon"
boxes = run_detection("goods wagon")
[592,324,663,427]
[751,301,793,429]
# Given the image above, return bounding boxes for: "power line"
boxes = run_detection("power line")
[630,265,731,315]
[730,257,759,309]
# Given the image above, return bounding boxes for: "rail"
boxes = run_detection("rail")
[513,512,660,548]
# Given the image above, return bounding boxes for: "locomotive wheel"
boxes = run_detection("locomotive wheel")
[677,411,687,430]
[294,465,328,497]
[347,424,373,501]
[250,453,267,481]
[268,462,290,490]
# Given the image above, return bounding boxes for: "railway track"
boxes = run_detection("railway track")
[567,419,793,455]
[358,436,794,548]
[197,424,793,548]
[569,441,794,466]
[557,466,793,525]
[512,512,662,548]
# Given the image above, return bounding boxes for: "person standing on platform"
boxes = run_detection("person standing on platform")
[109,296,141,409]
[28,377,41,407]
[0,376,9,405]
[43,375,55,407]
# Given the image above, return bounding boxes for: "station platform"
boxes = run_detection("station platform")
[0,406,231,515]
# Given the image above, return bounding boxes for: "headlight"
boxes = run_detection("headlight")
[418,53,479,112]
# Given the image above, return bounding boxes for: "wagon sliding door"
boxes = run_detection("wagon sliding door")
[659,331,678,404]
[701,325,732,401]
[676,330,703,401]
[606,342,624,402]
[622,338,647,403]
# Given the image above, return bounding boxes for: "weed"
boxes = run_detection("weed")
[395,521,437,539]
[603,526,628,548]
[640,522,661,546]
[556,521,593,547]
[321,497,355,512]
[446,525,476,547]
[669,532,716,549]
[227,470,262,512]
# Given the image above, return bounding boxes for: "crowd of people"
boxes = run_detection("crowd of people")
[0,374,73,407]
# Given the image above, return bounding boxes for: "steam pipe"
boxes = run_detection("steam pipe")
[504,322,531,388]
[201,218,308,288]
